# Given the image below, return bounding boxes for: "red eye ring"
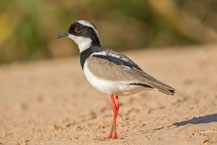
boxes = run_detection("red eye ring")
[75,26,82,33]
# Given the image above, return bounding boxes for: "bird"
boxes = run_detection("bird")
[56,20,175,139]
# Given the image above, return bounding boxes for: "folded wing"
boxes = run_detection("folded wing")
[88,49,175,95]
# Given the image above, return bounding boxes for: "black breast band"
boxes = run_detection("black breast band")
[80,46,105,69]
[80,48,93,69]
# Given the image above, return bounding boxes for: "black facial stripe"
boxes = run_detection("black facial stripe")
[68,22,80,34]
[92,55,142,70]
[129,83,153,88]
[68,22,100,46]
[68,23,95,37]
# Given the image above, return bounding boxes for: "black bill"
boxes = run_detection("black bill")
[56,32,69,38]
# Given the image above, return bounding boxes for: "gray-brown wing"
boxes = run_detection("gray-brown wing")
[87,51,175,95]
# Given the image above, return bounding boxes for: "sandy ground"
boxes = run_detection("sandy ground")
[0,45,217,145]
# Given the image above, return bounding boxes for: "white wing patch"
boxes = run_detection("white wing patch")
[91,50,138,71]
[91,51,106,56]
[91,51,129,62]
[109,53,129,62]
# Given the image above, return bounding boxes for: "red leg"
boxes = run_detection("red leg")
[102,94,119,140]
[105,122,114,139]
[112,96,119,139]
[115,96,119,111]
[103,94,115,139]
[103,94,119,140]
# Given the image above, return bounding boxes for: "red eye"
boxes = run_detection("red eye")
[75,26,82,33]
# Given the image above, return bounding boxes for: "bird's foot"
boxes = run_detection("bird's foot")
[112,135,118,139]
[94,135,118,141]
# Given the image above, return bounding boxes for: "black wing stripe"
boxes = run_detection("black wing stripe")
[92,55,142,70]
[129,83,153,88]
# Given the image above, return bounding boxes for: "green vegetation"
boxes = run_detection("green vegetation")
[0,0,217,63]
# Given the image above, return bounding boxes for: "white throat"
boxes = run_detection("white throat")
[68,34,92,52]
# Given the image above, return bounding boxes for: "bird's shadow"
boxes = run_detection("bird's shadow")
[173,113,217,127]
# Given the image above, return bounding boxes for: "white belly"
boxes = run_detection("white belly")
[83,61,147,96]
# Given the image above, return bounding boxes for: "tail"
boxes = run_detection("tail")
[130,81,175,95]
[131,71,175,95]
[151,81,175,95]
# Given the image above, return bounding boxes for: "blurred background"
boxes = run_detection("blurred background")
[1,0,217,63]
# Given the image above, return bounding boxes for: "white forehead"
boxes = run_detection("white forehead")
[77,20,98,36]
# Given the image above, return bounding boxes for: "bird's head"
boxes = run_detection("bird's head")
[56,20,100,52]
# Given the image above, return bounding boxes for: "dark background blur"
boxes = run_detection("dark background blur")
[1,0,217,63]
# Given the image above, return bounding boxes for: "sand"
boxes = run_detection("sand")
[0,45,217,145]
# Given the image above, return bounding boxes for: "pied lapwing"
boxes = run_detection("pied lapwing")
[56,20,175,139]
